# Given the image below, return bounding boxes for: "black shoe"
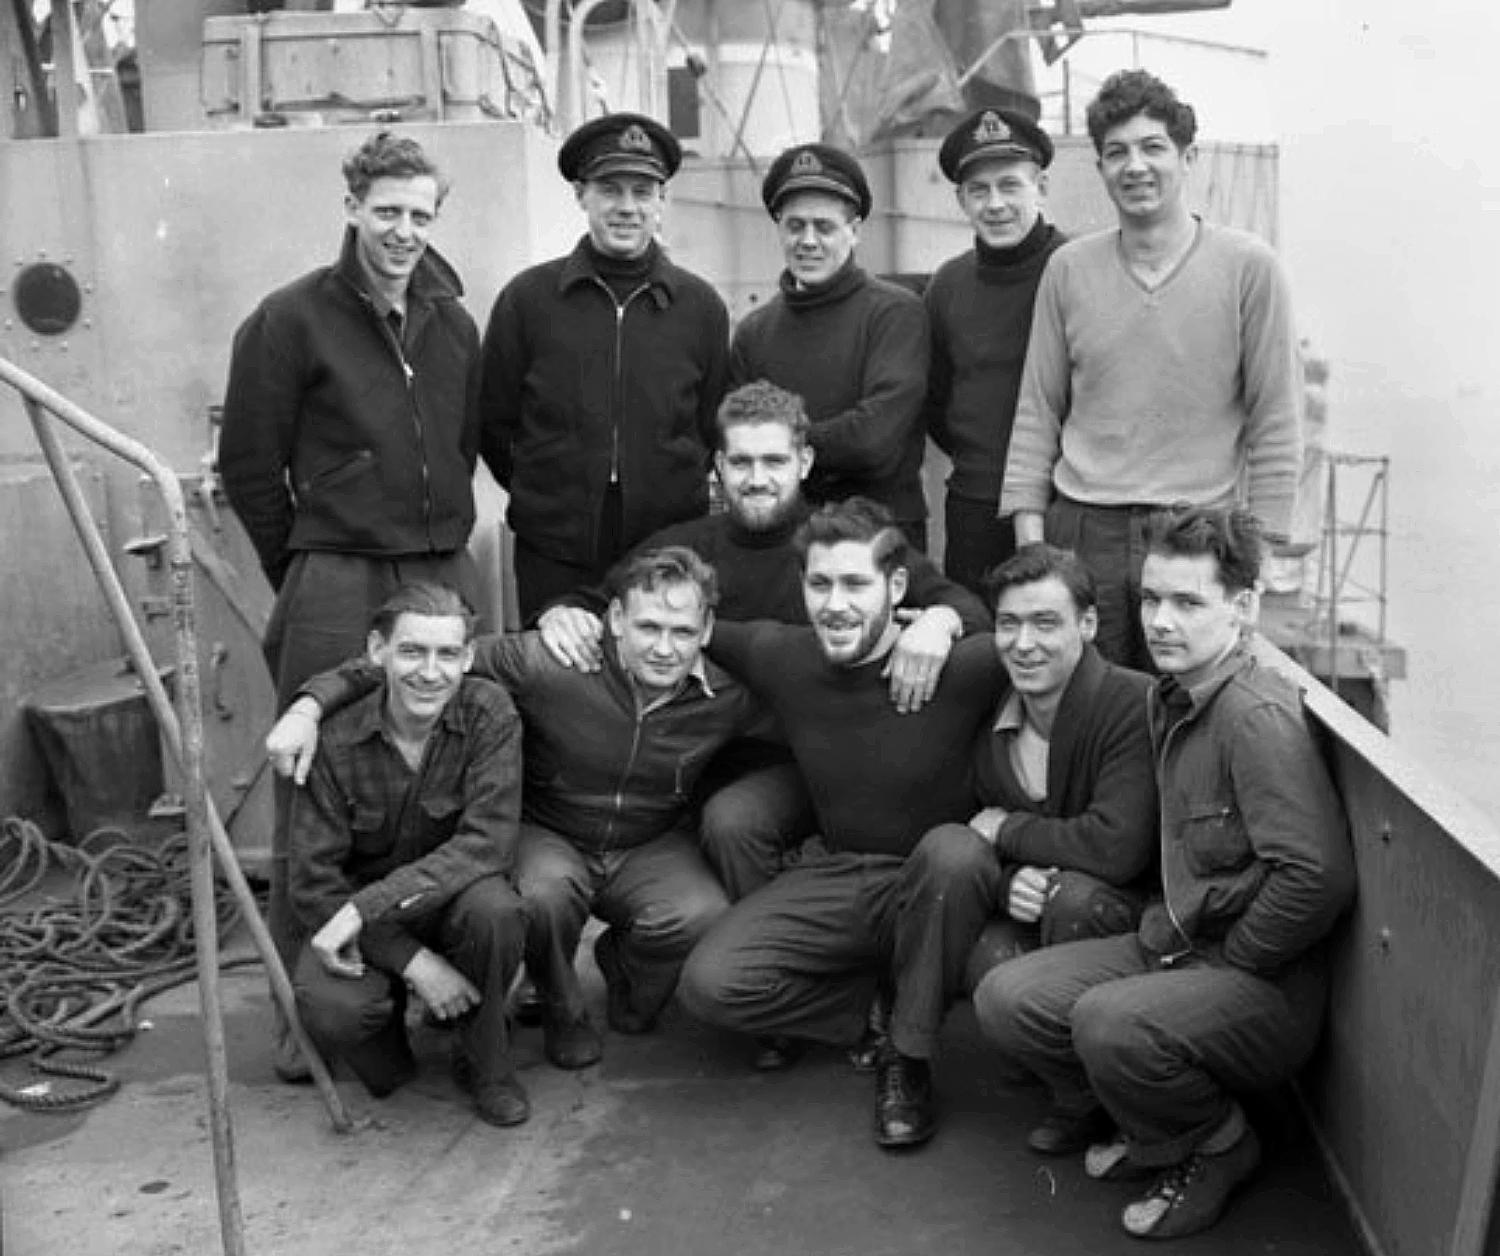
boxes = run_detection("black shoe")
[543,1008,603,1070]
[511,975,545,1027]
[453,1055,531,1128]
[874,1050,935,1149]
[847,990,891,1073]
[594,929,654,1035]
[753,1035,805,1072]
[1027,1105,1113,1156]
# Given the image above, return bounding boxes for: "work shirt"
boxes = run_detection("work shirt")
[290,676,523,975]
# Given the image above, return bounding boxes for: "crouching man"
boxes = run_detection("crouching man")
[959,544,1157,1014]
[285,583,530,1126]
[974,508,1355,1240]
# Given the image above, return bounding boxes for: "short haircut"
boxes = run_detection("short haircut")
[369,581,476,641]
[984,544,1097,616]
[1085,69,1197,154]
[607,545,720,614]
[794,497,907,578]
[714,380,811,449]
[1145,507,1264,595]
[342,131,449,204]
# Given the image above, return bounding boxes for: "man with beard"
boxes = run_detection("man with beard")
[536,381,990,900]
[480,112,730,620]
[730,145,930,549]
[924,108,1067,594]
[679,498,1004,1150]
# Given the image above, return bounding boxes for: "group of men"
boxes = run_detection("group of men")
[223,67,1353,1242]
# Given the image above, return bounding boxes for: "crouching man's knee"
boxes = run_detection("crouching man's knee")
[1040,872,1143,948]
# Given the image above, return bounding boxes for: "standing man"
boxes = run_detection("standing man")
[289,584,529,1126]
[680,499,1004,1150]
[959,544,1157,1009]
[537,381,992,899]
[221,131,484,1077]
[924,108,1066,594]
[1000,70,1303,669]
[731,144,931,550]
[480,112,730,621]
[975,509,1354,1240]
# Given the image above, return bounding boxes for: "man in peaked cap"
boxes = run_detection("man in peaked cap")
[479,111,730,622]
[730,142,932,552]
[924,106,1067,596]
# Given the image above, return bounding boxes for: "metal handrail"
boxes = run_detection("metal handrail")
[0,356,354,1256]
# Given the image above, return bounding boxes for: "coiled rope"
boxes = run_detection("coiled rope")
[0,815,252,1112]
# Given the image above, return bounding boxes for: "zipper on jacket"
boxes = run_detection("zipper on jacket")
[593,279,653,487]
[1154,708,1195,958]
[601,706,648,850]
[375,302,435,538]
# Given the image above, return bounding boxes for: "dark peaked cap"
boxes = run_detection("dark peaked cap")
[938,107,1054,182]
[558,112,682,183]
[761,143,873,220]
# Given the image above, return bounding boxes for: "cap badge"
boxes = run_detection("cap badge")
[973,111,1012,145]
[618,124,653,154]
[790,149,824,175]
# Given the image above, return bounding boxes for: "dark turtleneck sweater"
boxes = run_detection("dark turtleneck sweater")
[552,500,990,633]
[923,215,1066,502]
[730,258,931,523]
[586,237,658,303]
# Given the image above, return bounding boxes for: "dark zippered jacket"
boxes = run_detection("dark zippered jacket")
[220,228,481,589]
[479,238,731,566]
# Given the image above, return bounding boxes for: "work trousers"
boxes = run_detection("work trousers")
[1044,496,1174,673]
[963,869,1146,994]
[943,492,1016,598]
[680,823,1001,1061]
[696,750,817,901]
[973,933,1330,1167]
[512,484,624,624]
[516,823,729,1026]
[266,549,481,1049]
[293,875,526,1096]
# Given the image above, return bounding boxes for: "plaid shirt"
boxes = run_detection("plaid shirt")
[289,675,522,974]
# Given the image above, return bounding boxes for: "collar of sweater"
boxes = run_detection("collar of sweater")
[974,216,1055,278]
[778,258,866,310]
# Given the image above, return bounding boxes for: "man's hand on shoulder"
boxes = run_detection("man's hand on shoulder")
[403,949,481,1021]
[538,605,605,672]
[310,901,365,978]
[884,606,962,714]
[267,696,323,785]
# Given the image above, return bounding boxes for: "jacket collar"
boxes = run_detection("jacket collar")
[558,236,677,307]
[1150,641,1253,730]
[332,226,465,310]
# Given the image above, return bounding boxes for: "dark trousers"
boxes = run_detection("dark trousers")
[963,869,1145,994]
[266,550,482,1044]
[680,823,1001,1060]
[516,823,729,1025]
[943,492,1016,598]
[1043,496,1172,673]
[696,751,817,901]
[293,875,526,1095]
[973,933,1330,1166]
[512,484,626,624]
